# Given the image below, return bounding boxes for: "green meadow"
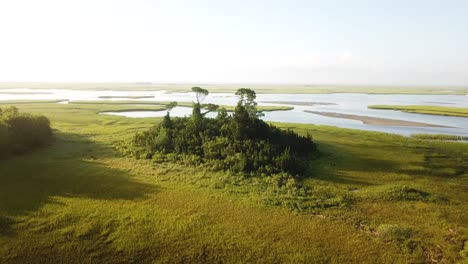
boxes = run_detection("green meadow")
[0,102,467,263]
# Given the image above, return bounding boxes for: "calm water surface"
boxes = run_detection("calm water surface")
[1,88,467,136]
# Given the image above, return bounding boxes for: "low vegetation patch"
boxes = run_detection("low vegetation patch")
[0,106,53,158]
[363,184,447,203]
[411,133,468,141]
[460,241,468,260]
[377,224,415,243]
[368,105,468,117]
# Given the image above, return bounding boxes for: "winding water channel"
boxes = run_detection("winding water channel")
[1,88,467,137]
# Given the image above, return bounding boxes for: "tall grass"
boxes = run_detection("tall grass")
[0,102,466,263]
[411,133,468,141]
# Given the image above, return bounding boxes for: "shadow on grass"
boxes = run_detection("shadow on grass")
[308,136,467,190]
[398,150,467,178]
[307,141,399,186]
[0,132,157,235]
[0,215,14,236]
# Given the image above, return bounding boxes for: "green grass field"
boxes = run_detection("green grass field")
[0,102,467,263]
[369,105,468,117]
[1,82,467,94]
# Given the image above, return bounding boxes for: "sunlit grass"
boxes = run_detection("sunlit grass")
[0,102,466,263]
[411,133,468,141]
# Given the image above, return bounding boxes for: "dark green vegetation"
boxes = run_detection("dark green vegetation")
[0,106,52,159]
[369,105,468,117]
[0,99,467,263]
[118,88,315,177]
[1,82,467,94]
[412,134,468,141]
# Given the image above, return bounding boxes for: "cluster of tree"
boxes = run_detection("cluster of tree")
[118,88,316,176]
[0,106,53,159]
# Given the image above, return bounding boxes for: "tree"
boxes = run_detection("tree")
[166,101,178,113]
[191,87,209,104]
[201,103,219,116]
[232,104,250,140]
[191,87,209,123]
[235,88,262,118]
[162,102,177,129]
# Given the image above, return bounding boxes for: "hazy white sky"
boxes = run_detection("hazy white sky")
[0,0,467,85]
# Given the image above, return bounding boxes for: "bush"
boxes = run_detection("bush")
[0,106,53,158]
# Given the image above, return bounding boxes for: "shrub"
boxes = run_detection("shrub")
[0,106,53,158]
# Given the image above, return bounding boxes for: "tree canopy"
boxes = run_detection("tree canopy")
[191,87,209,104]
[118,88,316,177]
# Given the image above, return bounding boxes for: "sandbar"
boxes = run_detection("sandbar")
[304,111,454,128]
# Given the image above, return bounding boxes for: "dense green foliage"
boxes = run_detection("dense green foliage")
[0,106,52,158]
[118,89,315,176]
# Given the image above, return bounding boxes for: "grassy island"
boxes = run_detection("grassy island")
[369,105,468,117]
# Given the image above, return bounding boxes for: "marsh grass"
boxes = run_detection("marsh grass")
[412,133,468,141]
[0,102,466,263]
[70,100,293,112]
[369,105,468,117]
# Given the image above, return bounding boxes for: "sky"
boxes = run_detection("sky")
[0,0,467,85]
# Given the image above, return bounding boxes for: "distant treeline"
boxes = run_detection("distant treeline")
[117,88,316,177]
[0,106,53,158]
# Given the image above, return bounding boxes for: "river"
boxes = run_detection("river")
[1,88,467,136]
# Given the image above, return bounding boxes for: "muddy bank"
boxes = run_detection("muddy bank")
[304,111,454,128]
